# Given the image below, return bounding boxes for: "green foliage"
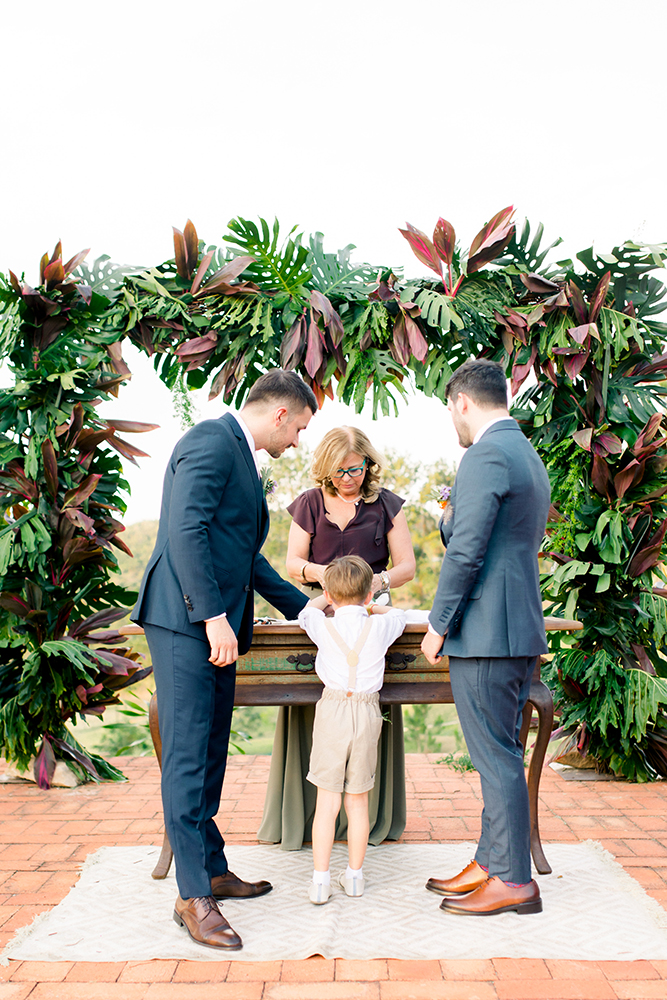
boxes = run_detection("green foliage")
[3,214,667,782]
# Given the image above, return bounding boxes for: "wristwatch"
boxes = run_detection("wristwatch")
[380,570,390,591]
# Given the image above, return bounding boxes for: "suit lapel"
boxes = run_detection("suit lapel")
[222,413,263,535]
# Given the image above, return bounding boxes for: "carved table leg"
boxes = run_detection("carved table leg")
[524,657,553,875]
[148,692,174,880]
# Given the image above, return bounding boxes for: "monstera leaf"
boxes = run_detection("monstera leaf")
[224,217,311,297]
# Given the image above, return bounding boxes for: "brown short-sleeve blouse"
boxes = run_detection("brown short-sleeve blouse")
[286,487,405,573]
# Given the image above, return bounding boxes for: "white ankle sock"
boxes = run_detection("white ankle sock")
[313,869,330,885]
[346,865,363,879]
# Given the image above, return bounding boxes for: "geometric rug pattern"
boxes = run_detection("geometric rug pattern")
[4,841,667,963]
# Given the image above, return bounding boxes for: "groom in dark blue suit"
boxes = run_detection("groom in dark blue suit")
[421,359,550,917]
[133,370,317,949]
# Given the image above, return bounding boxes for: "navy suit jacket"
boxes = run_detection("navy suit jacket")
[429,419,551,658]
[132,413,307,654]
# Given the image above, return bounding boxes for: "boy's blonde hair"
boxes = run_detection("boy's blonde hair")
[311,426,384,501]
[323,555,373,604]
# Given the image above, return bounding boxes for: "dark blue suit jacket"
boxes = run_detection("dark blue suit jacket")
[429,420,551,658]
[132,412,307,653]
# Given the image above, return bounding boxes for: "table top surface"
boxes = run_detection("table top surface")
[119,615,582,637]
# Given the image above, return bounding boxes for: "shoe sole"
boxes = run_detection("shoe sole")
[173,911,243,949]
[440,899,543,916]
[211,884,273,900]
[426,882,484,896]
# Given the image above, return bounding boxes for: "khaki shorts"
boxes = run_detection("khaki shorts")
[307,688,383,794]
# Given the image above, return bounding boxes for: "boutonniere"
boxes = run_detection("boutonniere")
[430,485,452,509]
[260,467,276,498]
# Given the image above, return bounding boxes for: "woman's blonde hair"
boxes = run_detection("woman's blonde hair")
[311,427,384,501]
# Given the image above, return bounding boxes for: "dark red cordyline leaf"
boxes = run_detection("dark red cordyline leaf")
[467,227,515,274]
[91,648,135,676]
[433,217,456,266]
[399,224,442,277]
[469,206,514,258]
[33,736,56,790]
[633,412,663,455]
[8,270,22,294]
[109,535,134,556]
[62,473,102,510]
[541,358,558,386]
[510,344,537,396]
[628,517,667,577]
[0,594,30,617]
[520,273,560,294]
[175,333,218,359]
[572,427,593,451]
[50,736,100,778]
[64,508,96,536]
[567,281,588,325]
[40,439,58,499]
[70,608,128,637]
[184,219,199,276]
[195,255,256,297]
[403,310,428,362]
[614,458,645,499]
[588,271,611,324]
[95,374,129,396]
[173,227,188,279]
[563,350,589,380]
[106,435,150,463]
[104,419,159,434]
[390,313,411,366]
[304,317,326,378]
[630,643,656,674]
[62,538,104,568]
[592,433,623,456]
[43,259,65,287]
[591,454,611,499]
[630,352,667,378]
[63,249,90,275]
[280,315,307,371]
[190,250,214,295]
[569,323,597,345]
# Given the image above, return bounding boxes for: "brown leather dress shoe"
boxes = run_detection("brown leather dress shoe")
[426,860,488,896]
[211,870,272,899]
[439,876,542,916]
[173,895,243,949]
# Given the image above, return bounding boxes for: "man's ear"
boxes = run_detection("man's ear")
[274,405,289,425]
[455,392,471,414]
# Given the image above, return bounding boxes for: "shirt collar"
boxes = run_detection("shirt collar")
[334,604,369,618]
[473,416,514,446]
[230,411,260,471]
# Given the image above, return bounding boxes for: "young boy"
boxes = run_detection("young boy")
[298,555,407,904]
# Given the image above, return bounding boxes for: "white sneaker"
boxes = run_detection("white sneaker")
[309,881,331,905]
[338,870,365,897]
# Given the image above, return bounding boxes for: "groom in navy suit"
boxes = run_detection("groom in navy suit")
[133,370,317,949]
[421,358,550,916]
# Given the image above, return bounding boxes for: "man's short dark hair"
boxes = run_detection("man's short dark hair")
[245,369,318,413]
[445,359,508,409]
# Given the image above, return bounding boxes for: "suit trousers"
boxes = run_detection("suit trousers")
[144,623,236,899]
[448,654,535,885]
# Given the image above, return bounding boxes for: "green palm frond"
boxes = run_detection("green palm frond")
[224,217,311,297]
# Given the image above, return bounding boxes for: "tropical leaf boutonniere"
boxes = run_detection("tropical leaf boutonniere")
[260,467,276,497]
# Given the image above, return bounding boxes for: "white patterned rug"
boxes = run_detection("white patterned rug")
[4,842,667,963]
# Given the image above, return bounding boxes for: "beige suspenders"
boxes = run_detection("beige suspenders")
[324,617,373,695]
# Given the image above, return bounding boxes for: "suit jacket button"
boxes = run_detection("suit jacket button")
[244,585,251,592]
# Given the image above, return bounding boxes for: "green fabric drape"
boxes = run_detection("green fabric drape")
[257,703,406,850]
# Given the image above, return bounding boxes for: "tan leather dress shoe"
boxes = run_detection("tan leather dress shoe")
[211,870,272,899]
[439,876,542,916]
[426,860,488,896]
[173,895,243,949]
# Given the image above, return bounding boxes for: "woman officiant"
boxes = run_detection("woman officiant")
[257,426,416,850]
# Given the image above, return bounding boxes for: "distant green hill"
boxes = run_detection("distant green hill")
[115,520,159,593]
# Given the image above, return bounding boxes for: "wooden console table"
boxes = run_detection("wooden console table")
[120,617,581,880]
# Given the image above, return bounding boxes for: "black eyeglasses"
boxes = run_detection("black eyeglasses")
[331,459,367,480]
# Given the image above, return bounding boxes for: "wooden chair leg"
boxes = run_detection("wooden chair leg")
[148,692,174,880]
[525,656,553,875]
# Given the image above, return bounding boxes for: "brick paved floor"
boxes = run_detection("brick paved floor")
[1,753,666,998]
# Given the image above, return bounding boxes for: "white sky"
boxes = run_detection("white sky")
[3,0,666,522]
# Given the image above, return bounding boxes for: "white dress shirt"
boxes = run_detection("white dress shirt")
[298,604,407,694]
